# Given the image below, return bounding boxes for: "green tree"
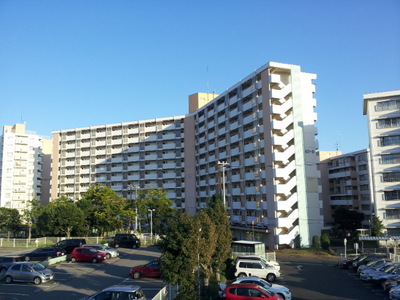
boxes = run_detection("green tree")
[80,184,134,236]
[136,187,173,234]
[333,207,365,232]
[371,215,385,237]
[36,204,56,236]
[0,207,20,237]
[21,199,41,241]
[204,194,232,281]
[52,197,85,238]
[159,212,198,299]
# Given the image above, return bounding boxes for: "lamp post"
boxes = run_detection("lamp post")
[218,161,230,208]
[148,209,155,240]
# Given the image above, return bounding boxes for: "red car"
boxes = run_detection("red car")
[222,283,283,300]
[70,247,106,263]
[129,260,161,279]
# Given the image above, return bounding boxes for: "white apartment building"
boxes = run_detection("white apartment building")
[50,116,186,208]
[52,61,323,249]
[184,62,323,249]
[363,90,400,235]
[0,124,52,211]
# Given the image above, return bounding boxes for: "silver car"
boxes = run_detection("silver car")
[83,285,146,300]
[82,244,119,259]
[4,262,54,285]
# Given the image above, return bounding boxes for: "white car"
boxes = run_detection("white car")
[236,255,281,271]
[234,258,280,282]
[82,244,119,259]
[219,276,291,300]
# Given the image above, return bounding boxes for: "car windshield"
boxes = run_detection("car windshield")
[257,278,272,288]
[32,263,45,271]
[258,285,275,296]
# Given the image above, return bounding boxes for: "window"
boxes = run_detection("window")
[383,172,400,182]
[381,154,400,164]
[377,117,400,129]
[386,209,400,220]
[384,190,400,201]
[379,136,400,146]
[375,100,400,111]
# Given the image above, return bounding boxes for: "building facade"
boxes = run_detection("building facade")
[184,62,323,249]
[50,116,186,208]
[0,124,52,211]
[51,61,323,249]
[363,90,400,235]
[319,150,373,229]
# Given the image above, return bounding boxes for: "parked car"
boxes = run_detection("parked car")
[4,262,54,285]
[54,238,86,254]
[109,233,140,249]
[70,247,107,263]
[219,277,291,300]
[234,258,280,282]
[369,265,400,285]
[360,262,395,281]
[221,283,283,300]
[357,259,392,275]
[390,284,400,299]
[338,254,366,269]
[0,257,21,272]
[382,274,400,292]
[351,254,388,270]
[21,246,65,261]
[82,244,119,259]
[129,260,161,279]
[235,255,281,271]
[82,284,146,300]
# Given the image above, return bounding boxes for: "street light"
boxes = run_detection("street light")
[148,209,155,240]
[218,161,230,208]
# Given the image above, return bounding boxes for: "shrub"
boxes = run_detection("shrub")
[321,233,331,250]
[312,235,321,249]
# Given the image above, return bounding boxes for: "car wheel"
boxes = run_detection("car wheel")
[92,258,97,263]
[24,256,30,261]
[115,244,120,248]
[71,257,77,263]
[106,253,111,259]
[33,277,42,285]
[277,293,285,300]
[5,275,13,284]
[132,244,137,249]
[266,273,276,282]
[47,256,52,260]
[237,273,246,277]
[133,271,141,279]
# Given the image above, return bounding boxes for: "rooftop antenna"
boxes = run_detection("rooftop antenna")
[336,134,342,152]
[207,65,210,101]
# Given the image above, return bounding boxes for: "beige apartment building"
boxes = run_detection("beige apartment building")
[363,90,400,235]
[319,150,373,228]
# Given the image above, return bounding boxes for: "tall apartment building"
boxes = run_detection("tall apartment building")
[363,90,400,235]
[0,124,52,211]
[52,61,323,249]
[319,150,372,228]
[50,116,186,208]
[184,62,323,249]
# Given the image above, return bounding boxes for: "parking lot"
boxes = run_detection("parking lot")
[0,246,165,300]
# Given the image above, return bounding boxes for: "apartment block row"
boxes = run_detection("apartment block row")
[2,62,397,249]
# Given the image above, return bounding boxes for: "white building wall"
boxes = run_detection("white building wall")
[51,117,186,209]
[0,124,46,212]
[363,90,400,235]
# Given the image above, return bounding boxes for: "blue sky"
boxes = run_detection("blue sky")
[0,0,399,153]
